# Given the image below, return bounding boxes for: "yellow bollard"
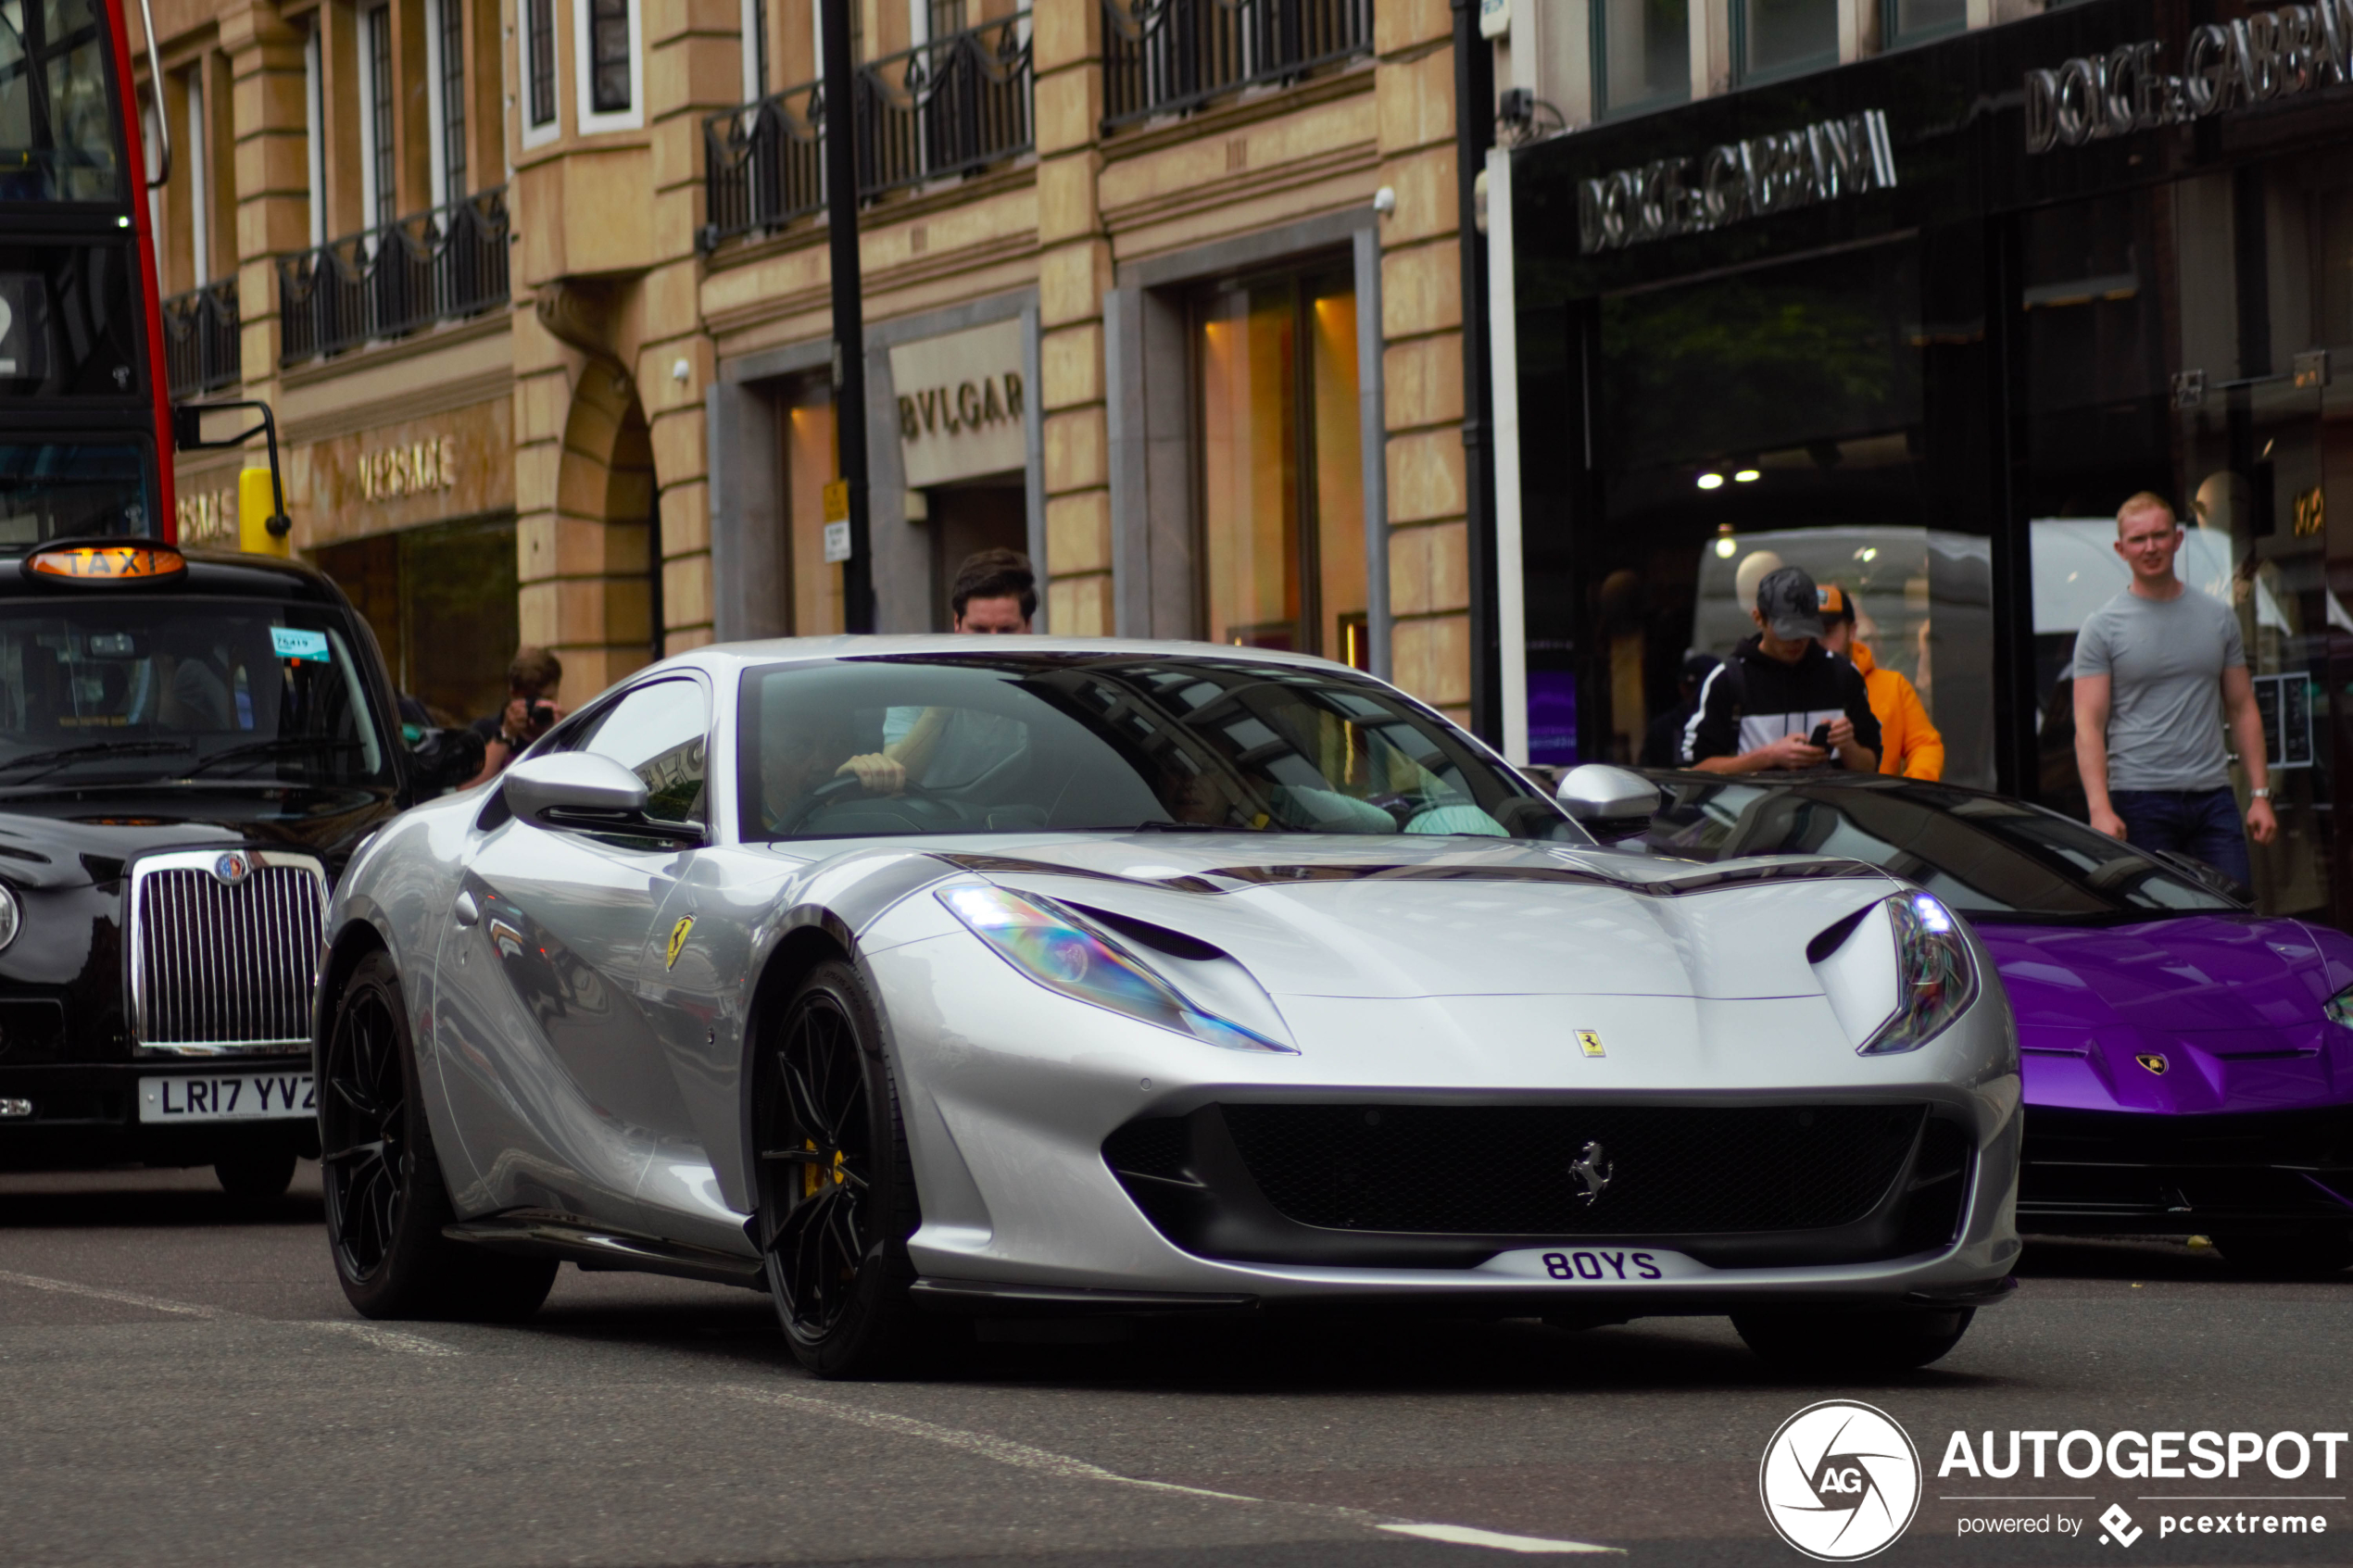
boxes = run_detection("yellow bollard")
[236,468,292,557]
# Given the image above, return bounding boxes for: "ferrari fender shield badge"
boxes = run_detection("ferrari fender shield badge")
[1577,1029,1605,1058]
[666,915,695,970]
[2136,1052,2169,1075]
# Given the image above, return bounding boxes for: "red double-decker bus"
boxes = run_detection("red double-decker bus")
[2,0,176,546]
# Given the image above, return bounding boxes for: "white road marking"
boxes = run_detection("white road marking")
[724,1384,1618,1555]
[1382,1524,1621,1554]
[0,1268,459,1355]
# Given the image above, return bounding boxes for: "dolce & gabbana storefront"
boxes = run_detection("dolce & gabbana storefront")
[1502,0,2353,924]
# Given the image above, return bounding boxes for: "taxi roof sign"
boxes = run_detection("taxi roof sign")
[22,541,187,585]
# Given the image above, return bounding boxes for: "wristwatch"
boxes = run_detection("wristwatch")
[2250,786,2272,799]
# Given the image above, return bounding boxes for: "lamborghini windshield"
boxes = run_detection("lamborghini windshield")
[1641,775,2239,922]
[738,653,1581,842]
[0,597,394,786]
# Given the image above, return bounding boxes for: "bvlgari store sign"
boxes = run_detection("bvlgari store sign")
[2025,0,2353,151]
[889,319,1026,488]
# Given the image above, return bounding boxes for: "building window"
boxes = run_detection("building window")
[362,5,396,226]
[526,0,558,132]
[741,0,768,99]
[574,0,641,130]
[430,0,468,202]
[1881,0,1965,45]
[1733,0,1837,83]
[1592,0,1687,119]
[1195,268,1367,666]
[183,67,209,282]
[303,24,325,245]
[783,376,838,635]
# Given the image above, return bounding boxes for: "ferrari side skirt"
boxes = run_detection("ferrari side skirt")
[444,1214,769,1291]
[909,1278,1261,1316]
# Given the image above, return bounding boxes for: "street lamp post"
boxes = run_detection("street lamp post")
[821,0,873,632]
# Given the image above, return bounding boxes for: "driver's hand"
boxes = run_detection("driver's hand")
[837,753,906,795]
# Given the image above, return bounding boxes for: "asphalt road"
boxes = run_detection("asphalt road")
[6,1165,2353,1568]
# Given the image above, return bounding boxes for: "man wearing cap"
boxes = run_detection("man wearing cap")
[1683,565,1881,774]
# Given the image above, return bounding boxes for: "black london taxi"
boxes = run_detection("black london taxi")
[0,538,475,1196]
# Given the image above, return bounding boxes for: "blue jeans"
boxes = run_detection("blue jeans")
[2110,786,2252,891]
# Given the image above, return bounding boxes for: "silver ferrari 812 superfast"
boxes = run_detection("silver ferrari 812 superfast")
[312,639,2020,1376]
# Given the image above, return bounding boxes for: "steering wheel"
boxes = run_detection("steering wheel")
[777,771,940,833]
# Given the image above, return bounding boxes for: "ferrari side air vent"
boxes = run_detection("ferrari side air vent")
[1806,903,1874,963]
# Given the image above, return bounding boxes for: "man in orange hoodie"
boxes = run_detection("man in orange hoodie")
[1819,584,1944,781]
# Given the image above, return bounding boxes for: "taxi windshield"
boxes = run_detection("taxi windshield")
[738,653,1582,843]
[0,597,393,787]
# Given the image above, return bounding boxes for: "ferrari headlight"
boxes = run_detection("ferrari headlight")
[939,885,1295,1053]
[0,882,17,951]
[1858,892,1977,1056]
[2325,982,2353,1029]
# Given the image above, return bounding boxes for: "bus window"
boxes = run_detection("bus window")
[0,0,125,203]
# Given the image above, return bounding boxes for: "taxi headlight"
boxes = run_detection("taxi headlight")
[1859,892,1977,1056]
[0,882,19,952]
[938,885,1295,1053]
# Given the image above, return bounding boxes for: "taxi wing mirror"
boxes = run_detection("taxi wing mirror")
[1557,764,1661,839]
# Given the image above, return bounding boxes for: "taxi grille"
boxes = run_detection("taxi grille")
[131,855,327,1053]
[1216,1102,1927,1236]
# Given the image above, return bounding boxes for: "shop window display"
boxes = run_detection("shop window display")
[1195,269,1367,667]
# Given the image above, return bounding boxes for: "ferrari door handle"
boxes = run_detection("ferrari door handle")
[454,891,480,927]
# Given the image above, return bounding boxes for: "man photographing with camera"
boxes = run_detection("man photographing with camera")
[464,646,566,788]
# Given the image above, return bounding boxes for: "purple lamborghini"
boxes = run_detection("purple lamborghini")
[1625,771,2353,1274]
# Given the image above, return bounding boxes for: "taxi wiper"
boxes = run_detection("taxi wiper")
[0,739,194,782]
[182,736,366,777]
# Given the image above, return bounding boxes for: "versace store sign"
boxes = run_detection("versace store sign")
[1576,109,1895,254]
[2024,0,2353,151]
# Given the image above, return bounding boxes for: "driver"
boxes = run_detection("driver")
[834,549,1038,796]
[757,709,871,834]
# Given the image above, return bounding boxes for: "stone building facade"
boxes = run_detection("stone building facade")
[144,0,1490,727]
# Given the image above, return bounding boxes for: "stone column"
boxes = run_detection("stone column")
[1031,0,1113,634]
[1375,0,1471,723]
[218,0,307,512]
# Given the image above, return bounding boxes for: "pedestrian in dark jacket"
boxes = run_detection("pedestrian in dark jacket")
[1682,565,1881,774]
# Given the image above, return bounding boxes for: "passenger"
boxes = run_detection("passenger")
[1683,565,1881,774]
[1818,584,1944,781]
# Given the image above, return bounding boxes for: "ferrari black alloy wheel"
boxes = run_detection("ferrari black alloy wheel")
[1732,1307,1975,1374]
[754,959,946,1377]
[321,950,557,1321]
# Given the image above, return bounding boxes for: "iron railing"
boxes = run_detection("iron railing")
[703,15,1032,250]
[1102,0,1370,128]
[276,187,510,366]
[161,279,241,398]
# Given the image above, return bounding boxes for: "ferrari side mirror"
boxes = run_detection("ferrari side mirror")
[503,752,701,844]
[1557,764,1661,837]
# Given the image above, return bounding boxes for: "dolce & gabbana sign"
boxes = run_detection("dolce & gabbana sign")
[1577,109,1895,254]
[2025,0,2353,152]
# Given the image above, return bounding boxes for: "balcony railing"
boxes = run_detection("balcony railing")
[276,187,510,366]
[1103,0,1370,129]
[162,279,241,399]
[703,15,1032,250]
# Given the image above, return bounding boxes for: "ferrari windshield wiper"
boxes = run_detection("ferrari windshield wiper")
[0,739,194,782]
[183,737,367,777]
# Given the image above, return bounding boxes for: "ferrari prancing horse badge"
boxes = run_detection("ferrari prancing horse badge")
[666,915,695,970]
[1577,1029,1605,1058]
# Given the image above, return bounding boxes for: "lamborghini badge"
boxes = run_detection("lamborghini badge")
[2136,1052,2168,1075]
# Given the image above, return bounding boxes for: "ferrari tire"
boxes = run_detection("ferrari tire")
[1732,1307,1974,1374]
[2213,1228,2353,1278]
[754,958,950,1378]
[321,950,558,1322]
[214,1145,297,1202]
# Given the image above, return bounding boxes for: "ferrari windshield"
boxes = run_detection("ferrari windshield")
[737,653,1581,842]
[0,597,393,786]
[1642,776,2239,922]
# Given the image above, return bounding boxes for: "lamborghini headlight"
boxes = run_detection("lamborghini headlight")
[2325,982,2353,1029]
[939,885,1296,1053]
[0,882,18,952]
[1858,892,1977,1056]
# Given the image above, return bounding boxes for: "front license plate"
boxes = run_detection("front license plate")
[138,1073,315,1123]
[1478,1246,1705,1284]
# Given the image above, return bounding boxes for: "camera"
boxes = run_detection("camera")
[527,699,558,728]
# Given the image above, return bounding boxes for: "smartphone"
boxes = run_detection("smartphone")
[1807,721,1831,750]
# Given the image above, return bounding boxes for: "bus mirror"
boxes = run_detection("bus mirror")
[237,469,293,557]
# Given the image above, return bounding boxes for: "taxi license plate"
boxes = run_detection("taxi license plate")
[1478,1246,1702,1284]
[138,1073,315,1123]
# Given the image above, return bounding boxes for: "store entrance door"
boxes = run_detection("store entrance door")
[2171,367,2339,920]
[926,477,1027,630]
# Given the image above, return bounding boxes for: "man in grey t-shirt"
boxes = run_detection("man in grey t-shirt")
[2072,492,2274,889]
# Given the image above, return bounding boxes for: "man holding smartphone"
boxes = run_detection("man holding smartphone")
[1682,565,1881,774]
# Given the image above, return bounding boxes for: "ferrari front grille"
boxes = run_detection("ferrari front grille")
[129,849,328,1056]
[1217,1102,1928,1236]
